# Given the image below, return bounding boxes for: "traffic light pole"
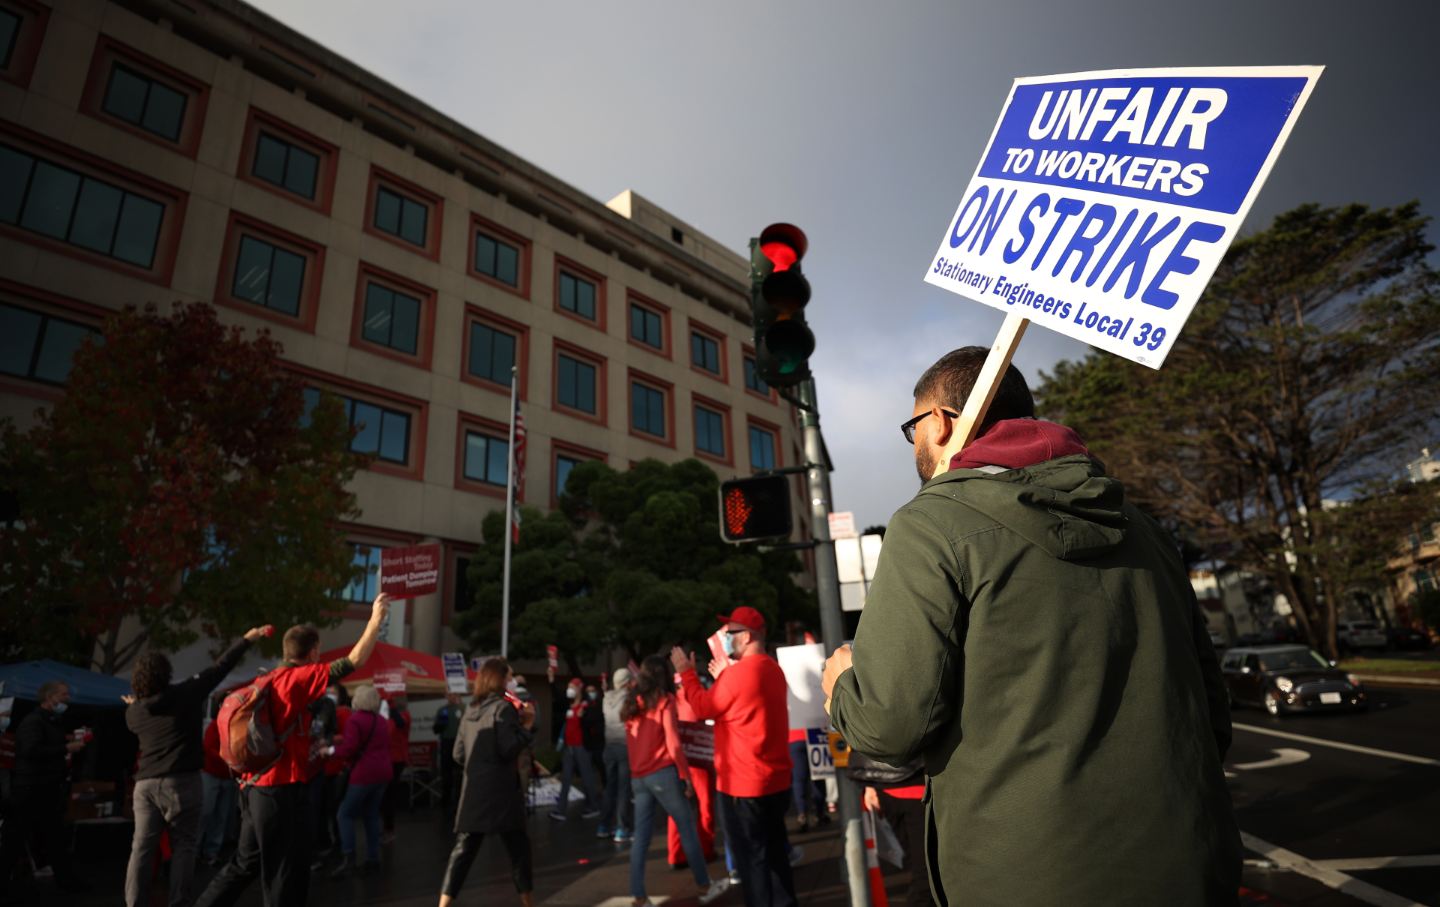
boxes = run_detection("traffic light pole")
[797,377,872,907]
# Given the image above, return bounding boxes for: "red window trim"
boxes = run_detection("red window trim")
[0,0,49,89]
[0,119,188,287]
[550,438,607,508]
[212,211,325,334]
[329,523,423,620]
[745,415,785,470]
[551,339,608,428]
[286,362,428,482]
[467,213,531,300]
[688,317,729,385]
[553,255,607,332]
[454,410,514,499]
[349,262,437,371]
[441,541,479,627]
[79,34,210,159]
[627,367,675,449]
[460,304,529,401]
[691,392,734,467]
[626,291,671,360]
[363,165,443,261]
[0,277,106,404]
[741,343,779,404]
[235,106,339,216]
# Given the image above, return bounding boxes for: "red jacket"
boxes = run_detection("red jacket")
[679,654,791,797]
[249,662,333,787]
[624,694,690,780]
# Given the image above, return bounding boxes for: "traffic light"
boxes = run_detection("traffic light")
[718,474,793,543]
[749,223,813,387]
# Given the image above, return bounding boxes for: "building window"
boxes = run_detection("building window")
[365,167,441,259]
[101,62,187,143]
[631,380,667,439]
[630,303,663,350]
[0,9,19,71]
[555,454,581,497]
[231,235,306,317]
[474,229,519,287]
[749,425,778,470]
[556,351,598,416]
[0,302,99,386]
[468,320,516,386]
[559,270,597,321]
[0,0,47,89]
[304,387,412,465]
[695,404,726,458]
[352,265,435,367]
[373,184,427,247]
[744,355,770,396]
[252,131,318,200]
[0,141,169,271]
[691,331,720,374]
[361,283,421,355]
[451,554,474,616]
[462,427,509,486]
[340,542,381,603]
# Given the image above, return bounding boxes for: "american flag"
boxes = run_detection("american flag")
[511,396,526,543]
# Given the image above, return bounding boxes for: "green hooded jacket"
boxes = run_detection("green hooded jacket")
[829,451,1240,906]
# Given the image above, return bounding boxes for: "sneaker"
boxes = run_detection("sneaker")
[728,870,742,885]
[581,808,601,819]
[549,811,567,821]
[796,813,810,830]
[596,825,613,838]
[614,829,633,843]
[700,878,731,904]
[788,845,805,866]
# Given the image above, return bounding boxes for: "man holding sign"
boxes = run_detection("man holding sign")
[822,350,1239,905]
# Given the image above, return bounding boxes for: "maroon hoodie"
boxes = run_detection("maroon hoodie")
[950,419,1091,472]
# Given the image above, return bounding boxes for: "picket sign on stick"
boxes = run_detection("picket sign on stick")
[932,312,1029,479]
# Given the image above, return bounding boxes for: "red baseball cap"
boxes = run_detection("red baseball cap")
[717,606,766,633]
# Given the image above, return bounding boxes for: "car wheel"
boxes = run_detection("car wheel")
[1264,692,1282,717]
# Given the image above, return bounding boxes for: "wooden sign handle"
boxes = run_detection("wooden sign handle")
[931,313,1030,478]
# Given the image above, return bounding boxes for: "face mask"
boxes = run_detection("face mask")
[326,691,339,702]
[721,631,738,658]
[586,691,598,701]
[565,687,577,700]
[51,702,68,715]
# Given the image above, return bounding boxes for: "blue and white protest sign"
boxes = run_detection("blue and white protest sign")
[925,66,1322,368]
[442,652,469,695]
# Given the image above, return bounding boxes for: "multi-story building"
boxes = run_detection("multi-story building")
[0,0,806,666]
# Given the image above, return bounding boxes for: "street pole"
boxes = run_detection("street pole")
[797,377,872,907]
[500,366,518,659]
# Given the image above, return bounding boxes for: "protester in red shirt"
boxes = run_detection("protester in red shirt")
[671,607,796,907]
[380,694,411,841]
[548,672,600,821]
[622,656,729,907]
[194,592,390,907]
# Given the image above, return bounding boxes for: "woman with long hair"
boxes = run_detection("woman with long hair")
[438,657,536,907]
[622,655,728,907]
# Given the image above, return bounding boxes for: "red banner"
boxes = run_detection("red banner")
[380,544,441,599]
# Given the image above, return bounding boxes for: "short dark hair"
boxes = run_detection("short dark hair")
[473,658,510,701]
[913,346,1034,430]
[131,652,173,698]
[283,625,320,662]
[37,680,67,702]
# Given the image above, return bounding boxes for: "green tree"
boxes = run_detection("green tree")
[456,458,815,670]
[1036,203,1440,659]
[0,302,364,672]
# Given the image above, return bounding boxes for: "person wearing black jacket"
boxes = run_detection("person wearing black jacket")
[0,679,90,900]
[123,627,267,907]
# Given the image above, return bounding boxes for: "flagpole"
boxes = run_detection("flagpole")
[500,366,518,659]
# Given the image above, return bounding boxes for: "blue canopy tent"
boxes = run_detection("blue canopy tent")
[0,659,131,706]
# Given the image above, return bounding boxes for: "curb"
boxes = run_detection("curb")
[1352,672,1440,687]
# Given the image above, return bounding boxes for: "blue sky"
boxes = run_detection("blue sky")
[249,0,1440,528]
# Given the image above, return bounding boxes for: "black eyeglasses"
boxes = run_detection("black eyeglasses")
[900,409,958,444]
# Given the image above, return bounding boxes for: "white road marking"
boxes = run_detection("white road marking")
[1233,723,1440,767]
[1241,833,1429,907]
[1312,855,1440,871]
[1231,747,1310,771]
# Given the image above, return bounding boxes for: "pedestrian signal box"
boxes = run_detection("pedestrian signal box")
[718,474,793,543]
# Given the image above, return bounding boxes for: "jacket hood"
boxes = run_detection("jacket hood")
[463,696,504,721]
[929,420,1127,561]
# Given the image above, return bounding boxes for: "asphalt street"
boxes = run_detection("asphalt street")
[1230,683,1440,907]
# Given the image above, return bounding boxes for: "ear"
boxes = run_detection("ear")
[931,404,956,444]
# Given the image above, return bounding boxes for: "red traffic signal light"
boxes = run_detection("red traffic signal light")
[750,223,814,388]
[718,474,793,543]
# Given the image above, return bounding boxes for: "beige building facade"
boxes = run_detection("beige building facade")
[0,0,806,662]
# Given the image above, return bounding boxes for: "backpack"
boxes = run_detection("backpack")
[216,668,297,780]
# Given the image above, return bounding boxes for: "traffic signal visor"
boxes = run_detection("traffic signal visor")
[719,474,793,543]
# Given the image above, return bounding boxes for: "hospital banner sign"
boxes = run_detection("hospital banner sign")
[925,66,1322,368]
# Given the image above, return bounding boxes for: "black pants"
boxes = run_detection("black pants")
[438,743,459,813]
[381,762,405,831]
[194,782,313,907]
[0,783,75,893]
[440,829,532,896]
[881,793,938,907]
[719,790,797,907]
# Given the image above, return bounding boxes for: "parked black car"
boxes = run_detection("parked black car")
[1219,645,1367,716]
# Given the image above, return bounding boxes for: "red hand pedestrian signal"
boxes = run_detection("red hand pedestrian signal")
[718,475,793,543]
[723,486,754,538]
